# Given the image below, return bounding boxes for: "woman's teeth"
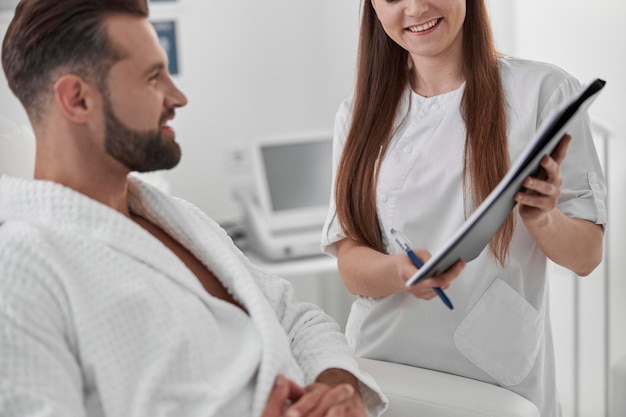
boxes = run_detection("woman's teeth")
[408,18,440,33]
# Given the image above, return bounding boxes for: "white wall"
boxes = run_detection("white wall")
[0,12,33,176]
[151,1,361,223]
[485,0,517,55]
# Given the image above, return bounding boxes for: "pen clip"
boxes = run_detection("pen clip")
[391,229,454,310]
[390,227,412,252]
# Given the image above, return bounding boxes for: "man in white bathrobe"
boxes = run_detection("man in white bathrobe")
[0,1,386,416]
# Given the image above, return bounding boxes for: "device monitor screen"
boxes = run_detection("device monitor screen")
[251,135,333,232]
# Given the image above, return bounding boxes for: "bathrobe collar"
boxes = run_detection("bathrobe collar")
[1,175,243,301]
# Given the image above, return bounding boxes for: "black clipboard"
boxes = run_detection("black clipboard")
[406,78,606,287]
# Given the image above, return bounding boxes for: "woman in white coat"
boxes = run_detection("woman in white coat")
[321,0,607,416]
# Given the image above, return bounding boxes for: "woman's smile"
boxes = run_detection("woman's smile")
[406,18,441,34]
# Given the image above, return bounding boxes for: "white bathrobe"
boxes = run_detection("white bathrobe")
[0,175,386,417]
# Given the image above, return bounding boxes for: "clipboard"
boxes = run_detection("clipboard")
[406,78,606,287]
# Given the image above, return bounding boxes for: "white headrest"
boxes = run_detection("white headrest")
[0,114,35,178]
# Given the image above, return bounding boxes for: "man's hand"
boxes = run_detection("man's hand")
[285,369,367,417]
[261,374,304,417]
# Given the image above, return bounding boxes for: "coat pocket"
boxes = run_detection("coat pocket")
[453,278,543,386]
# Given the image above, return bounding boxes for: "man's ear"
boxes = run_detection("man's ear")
[53,75,100,123]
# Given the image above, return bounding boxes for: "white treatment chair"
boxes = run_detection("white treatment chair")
[358,358,540,417]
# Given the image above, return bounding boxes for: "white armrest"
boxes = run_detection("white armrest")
[358,358,540,417]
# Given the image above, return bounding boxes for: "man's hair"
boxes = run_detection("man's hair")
[2,0,149,122]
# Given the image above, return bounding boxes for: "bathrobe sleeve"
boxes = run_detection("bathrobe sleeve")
[173,198,387,416]
[0,223,86,417]
[237,254,387,415]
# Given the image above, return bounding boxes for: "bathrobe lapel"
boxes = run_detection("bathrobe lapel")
[125,177,294,415]
[124,177,274,314]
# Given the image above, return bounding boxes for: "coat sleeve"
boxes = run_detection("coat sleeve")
[539,76,608,226]
[321,96,353,257]
[0,223,86,417]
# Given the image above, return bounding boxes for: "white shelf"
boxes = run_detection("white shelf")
[244,249,337,277]
[243,249,352,330]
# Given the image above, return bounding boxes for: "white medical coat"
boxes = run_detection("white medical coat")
[0,175,386,417]
[322,57,607,417]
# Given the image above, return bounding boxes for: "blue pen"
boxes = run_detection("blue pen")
[390,228,454,310]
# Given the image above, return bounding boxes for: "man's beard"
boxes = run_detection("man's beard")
[103,97,181,173]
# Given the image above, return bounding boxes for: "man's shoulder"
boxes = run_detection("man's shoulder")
[0,220,52,264]
[0,219,45,247]
[0,221,64,297]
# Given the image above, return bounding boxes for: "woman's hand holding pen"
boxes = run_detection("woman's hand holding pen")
[395,249,464,301]
[335,237,464,299]
[515,133,571,226]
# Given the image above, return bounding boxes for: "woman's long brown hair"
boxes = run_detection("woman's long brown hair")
[335,0,513,266]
